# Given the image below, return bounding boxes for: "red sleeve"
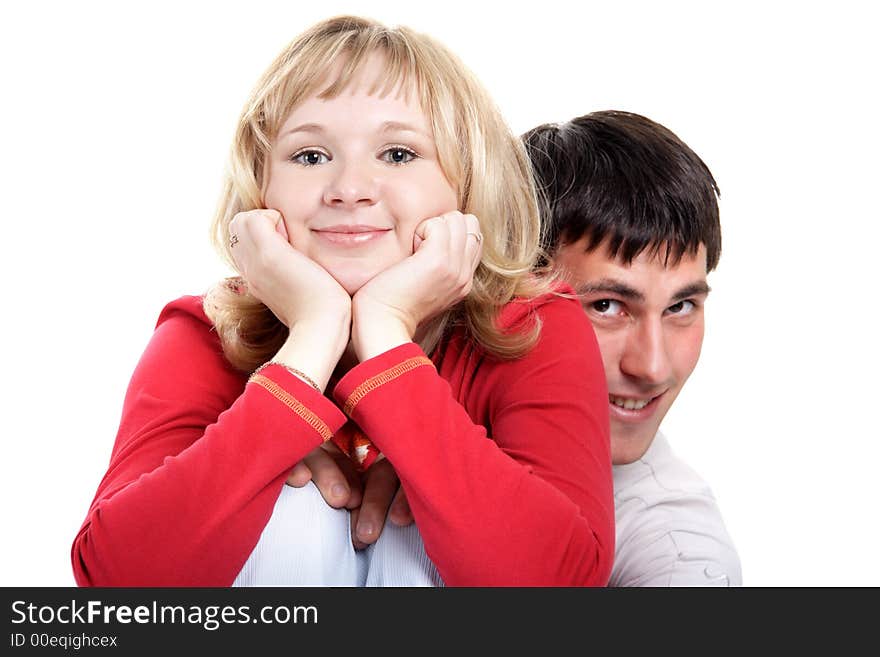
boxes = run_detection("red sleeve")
[333,296,614,586]
[71,297,348,586]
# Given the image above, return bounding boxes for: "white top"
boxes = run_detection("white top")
[610,432,742,586]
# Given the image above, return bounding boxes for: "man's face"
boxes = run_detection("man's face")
[553,238,710,464]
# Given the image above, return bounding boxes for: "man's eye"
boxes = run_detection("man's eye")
[291,150,329,166]
[667,300,695,315]
[380,147,417,165]
[591,299,622,315]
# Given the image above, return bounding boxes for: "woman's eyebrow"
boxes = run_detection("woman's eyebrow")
[379,121,430,137]
[278,121,429,140]
[278,122,326,139]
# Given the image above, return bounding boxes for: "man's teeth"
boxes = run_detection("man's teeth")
[610,396,651,410]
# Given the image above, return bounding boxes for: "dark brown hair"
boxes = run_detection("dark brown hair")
[523,110,721,271]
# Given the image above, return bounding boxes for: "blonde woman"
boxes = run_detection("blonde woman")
[71,16,614,586]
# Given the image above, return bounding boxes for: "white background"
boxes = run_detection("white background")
[2,0,877,586]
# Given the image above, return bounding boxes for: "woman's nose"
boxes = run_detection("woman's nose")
[323,161,379,208]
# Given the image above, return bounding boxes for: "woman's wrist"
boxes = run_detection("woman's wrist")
[252,361,321,391]
[351,312,412,362]
[272,319,350,392]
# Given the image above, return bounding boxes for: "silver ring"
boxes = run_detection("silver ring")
[229,233,239,248]
[466,232,483,243]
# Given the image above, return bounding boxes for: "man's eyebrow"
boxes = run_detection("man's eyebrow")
[671,282,712,302]
[576,279,712,303]
[576,280,644,302]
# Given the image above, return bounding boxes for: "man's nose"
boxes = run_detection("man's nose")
[620,319,673,385]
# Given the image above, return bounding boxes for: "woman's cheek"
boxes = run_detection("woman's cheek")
[285,224,310,250]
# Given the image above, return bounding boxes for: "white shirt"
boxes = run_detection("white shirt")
[610,432,742,586]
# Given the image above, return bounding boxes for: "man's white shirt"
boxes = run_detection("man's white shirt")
[611,432,742,587]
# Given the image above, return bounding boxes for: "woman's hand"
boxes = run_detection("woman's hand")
[229,209,352,389]
[228,209,351,329]
[350,211,483,361]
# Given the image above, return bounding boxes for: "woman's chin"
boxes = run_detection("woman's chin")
[328,269,376,296]
[339,280,366,296]
[318,256,401,296]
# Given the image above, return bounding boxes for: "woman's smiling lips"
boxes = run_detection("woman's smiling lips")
[311,224,392,246]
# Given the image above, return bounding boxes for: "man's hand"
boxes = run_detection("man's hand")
[286,443,362,509]
[286,448,415,549]
[349,460,414,549]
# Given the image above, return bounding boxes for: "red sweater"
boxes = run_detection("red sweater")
[72,292,613,586]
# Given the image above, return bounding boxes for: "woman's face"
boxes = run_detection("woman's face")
[262,57,459,294]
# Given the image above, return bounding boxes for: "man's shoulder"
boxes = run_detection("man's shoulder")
[611,433,742,586]
[613,433,715,500]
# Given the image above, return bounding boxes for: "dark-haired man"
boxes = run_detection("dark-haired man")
[522,111,741,586]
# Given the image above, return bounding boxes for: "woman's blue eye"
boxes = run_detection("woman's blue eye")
[381,147,417,164]
[292,150,329,165]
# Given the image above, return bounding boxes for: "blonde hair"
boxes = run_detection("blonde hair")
[205,15,552,372]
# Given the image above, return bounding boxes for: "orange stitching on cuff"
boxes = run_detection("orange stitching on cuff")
[249,374,333,442]
[343,356,434,416]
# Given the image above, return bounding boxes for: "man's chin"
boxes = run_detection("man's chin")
[610,423,658,465]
